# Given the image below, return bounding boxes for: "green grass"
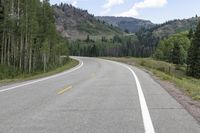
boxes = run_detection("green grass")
[77,21,123,36]
[0,58,79,85]
[105,57,200,100]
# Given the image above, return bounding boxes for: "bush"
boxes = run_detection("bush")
[0,65,21,80]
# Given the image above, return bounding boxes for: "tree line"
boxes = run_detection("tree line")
[69,35,153,57]
[154,21,200,78]
[0,0,69,74]
[187,22,200,78]
[154,32,190,64]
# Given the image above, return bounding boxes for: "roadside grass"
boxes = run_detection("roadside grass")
[104,57,200,100]
[0,58,79,85]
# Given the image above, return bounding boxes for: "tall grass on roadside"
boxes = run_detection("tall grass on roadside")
[0,59,79,84]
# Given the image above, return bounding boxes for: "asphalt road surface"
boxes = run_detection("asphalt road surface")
[0,57,200,133]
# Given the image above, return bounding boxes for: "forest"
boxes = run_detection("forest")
[154,22,200,78]
[69,34,154,57]
[154,32,190,64]
[0,0,69,78]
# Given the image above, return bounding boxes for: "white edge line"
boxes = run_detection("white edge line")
[0,57,83,93]
[102,59,155,133]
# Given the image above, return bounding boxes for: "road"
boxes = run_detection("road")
[0,57,200,133]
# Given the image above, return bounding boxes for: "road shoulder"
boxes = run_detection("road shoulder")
[103,57,200,124]
[149,71,200,124]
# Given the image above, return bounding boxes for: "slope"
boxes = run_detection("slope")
[53,4,123,40]
[151,17,199,39]
[96,16,155,33]
[136,16,200,50]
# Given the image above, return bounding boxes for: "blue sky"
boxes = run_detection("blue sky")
[50,0,200,24]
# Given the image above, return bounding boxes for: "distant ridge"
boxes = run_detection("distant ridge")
[147,17,200,39]
[135,16,200,50]
[96,16,155,33]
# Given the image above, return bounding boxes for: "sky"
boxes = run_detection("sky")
[50,0,200,24]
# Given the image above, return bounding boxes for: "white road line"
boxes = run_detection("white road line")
[0,58,83,93]
[104,59,155,133]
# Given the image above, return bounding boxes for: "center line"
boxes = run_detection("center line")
[57,86,72,95]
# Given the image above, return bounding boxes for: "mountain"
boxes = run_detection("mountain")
[136,16,200,51]
[53,4,123,40]
[96,16,155,33]
[149,17,199,39]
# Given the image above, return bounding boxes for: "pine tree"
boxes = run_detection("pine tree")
[187,21,200,78]
[86,35,90,42]
[171,40,186,65]
[188,29,193,40]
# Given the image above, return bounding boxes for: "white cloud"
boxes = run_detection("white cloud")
[101,0,125,15]
[117,0,167,17]
[103,0,125,8]
[134,0,167,9]
[55,0,78,7]
[71,0,78,7]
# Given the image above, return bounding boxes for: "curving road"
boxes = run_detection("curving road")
[0,57,200,133]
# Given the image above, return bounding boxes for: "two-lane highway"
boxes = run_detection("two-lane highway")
[0,57,200,133]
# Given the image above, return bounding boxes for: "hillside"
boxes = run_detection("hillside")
[96,16,155,33]
[53,4,123,40]
[136,16,200,50]
[150,17,199,39]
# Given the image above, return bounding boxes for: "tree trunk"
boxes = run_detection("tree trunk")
[4,34,7,64]
[32,49,36,72]
[19,33,23,69]
[43,52,46,72]
[24,2,28,71]
[12,32,15,67]
[24,34,28,71]
[1,31,4,64]
[7,33,10,66]
[17,0,20,25]
[29,41,32,73]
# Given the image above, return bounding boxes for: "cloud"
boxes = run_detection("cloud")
[61,0,78,7]
[71,0,78,7]
[101,0,125,15]
[117,0,167,17]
